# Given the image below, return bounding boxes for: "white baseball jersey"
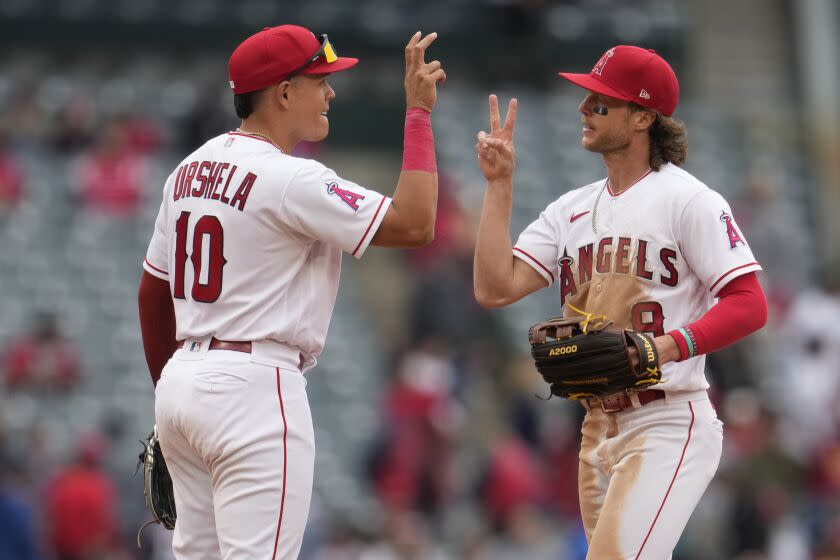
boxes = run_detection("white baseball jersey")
[143,131,391,369]
[514,163,761,393]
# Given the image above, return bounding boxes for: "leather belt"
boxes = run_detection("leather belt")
[177,338,252,354]
[582,389,666,414]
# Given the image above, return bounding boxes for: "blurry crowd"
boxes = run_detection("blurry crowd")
[0,65,838,560]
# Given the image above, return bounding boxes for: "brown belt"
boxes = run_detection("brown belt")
[177,338,252,354]
[582,389,666,414]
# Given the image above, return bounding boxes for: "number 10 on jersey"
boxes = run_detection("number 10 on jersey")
[173,211,227,303]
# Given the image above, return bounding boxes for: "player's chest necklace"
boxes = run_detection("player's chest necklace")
[591,170,651,235]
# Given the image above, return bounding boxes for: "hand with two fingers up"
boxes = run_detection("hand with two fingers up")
[404,31,447,112]
[475,94,518,183]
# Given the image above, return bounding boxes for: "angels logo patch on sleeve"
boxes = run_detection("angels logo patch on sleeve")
[278,161,391,257]
[678,189,761,295]
[719,210,744,249]
[326,181,365,211]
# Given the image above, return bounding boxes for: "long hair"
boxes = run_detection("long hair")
[233,89,265,119]
[648,113,688,170]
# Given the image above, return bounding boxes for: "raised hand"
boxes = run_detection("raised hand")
[475,94,518,182]
[404,31,446,112]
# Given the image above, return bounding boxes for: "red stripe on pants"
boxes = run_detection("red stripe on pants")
[272,369,289,559]
[635,401,695,559]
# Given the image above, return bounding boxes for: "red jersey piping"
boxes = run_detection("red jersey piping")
[709,262,760,292]
[352,196,387,256]
[513,247,555,283]
[606,168,653,197]
[144,259,168,276]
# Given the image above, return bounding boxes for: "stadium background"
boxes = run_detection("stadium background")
[0,0,838,558]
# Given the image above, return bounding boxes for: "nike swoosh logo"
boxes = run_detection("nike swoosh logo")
[570,211,590,223]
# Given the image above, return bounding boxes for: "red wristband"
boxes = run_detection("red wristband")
[402,107,436,173]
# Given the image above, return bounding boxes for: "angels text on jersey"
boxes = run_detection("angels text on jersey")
[557,236,678,306]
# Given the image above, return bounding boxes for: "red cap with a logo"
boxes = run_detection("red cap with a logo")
[229,25,359,94]
[558,45,679,116]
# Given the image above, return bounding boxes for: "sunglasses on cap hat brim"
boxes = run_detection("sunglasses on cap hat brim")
[286,34,340,80]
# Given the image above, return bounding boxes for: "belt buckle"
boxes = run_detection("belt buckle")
[599,391,629,414]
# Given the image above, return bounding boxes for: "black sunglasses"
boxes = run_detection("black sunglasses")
[287,34,338,80]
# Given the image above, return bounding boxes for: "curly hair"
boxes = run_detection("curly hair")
[648,113,687,171]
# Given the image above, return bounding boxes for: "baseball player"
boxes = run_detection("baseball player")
[137,25,445,559]
[473,46,768,558]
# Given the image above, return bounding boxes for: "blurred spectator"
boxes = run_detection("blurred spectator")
[74,116,149,218]
[359,511,448,560]
[117,112,164,156]
[43,432,119,560]
[367,341,460,517]
[3,312,81,392]
[180,88,233,153]
[777,281,840,456]
[735,173,814,316]
[51,96,97,155]
[720,392,806,558]
[409,199,510,395]
[309,519,368,560]
[0,450,37,560]
[479,436,547,533]
[1,84,50,154]
[0,132,25,219]
[542,413,583,521]
[404,174,465,273]
[478,505,567,560]
[814,514,840,559]
[498,355,582,520]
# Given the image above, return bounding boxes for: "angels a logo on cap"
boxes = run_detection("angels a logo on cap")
[592,48,615,76]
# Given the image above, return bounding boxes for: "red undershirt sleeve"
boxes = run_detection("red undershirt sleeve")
[668,272,767,361]
[138,270,178,386]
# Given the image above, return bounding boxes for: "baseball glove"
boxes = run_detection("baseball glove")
[528,308,661,400]
[136,426,176,547]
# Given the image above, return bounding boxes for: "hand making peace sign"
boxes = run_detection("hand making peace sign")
[404,31,446,112]
[475,94,518,182]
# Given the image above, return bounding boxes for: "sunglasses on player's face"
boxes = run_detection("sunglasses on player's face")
[287,34,338,80]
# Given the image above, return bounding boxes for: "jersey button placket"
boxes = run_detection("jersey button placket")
[606,195,617,231]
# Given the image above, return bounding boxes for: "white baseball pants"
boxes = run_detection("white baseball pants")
[578,393,723,559]
[155,345,314,559]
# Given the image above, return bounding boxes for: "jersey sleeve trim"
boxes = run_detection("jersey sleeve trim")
[513,247,554,285]
[709,262,761,295]
[351,195,390,258]
[143,259,169,280]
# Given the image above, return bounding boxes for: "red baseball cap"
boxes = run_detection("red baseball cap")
[229,25,359,94]
[558,45,679,116]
